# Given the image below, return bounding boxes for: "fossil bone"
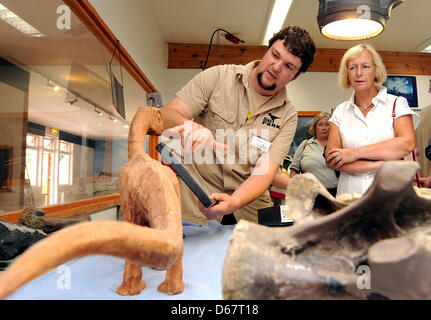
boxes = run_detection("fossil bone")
[222,161,431,300]
[282,173,347,225]
[0,107,184,299]
[18,207,91,233]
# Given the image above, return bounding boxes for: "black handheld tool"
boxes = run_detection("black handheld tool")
[156,142,214,208]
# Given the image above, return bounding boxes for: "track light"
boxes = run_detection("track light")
[109,116,118,123]
[67,97,78,106]
[47,80,61,92]
[95,108,103,117]
[317,0,405,41]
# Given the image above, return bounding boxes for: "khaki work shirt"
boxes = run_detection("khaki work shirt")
[176,60,297,192]
[175,61,297,224]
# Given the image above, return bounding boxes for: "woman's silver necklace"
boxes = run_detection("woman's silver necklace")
[358,102,373,110]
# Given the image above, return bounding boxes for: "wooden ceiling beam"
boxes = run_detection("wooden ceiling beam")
[168,43,431,75]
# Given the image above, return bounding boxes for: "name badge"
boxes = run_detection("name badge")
[250,135,271,152]
[280,205,290,223]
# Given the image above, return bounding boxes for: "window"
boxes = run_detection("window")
[59,141,73,185]
[25,133,74,206]
[26,133,42,186]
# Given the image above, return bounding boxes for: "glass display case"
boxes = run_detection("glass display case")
[0,0,149,215]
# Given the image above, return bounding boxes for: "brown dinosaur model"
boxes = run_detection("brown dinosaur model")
[0,106,185,299]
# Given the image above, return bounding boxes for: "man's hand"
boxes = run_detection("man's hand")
[163,121,227,153]
[198,193,240,220]
[418,175,431,188]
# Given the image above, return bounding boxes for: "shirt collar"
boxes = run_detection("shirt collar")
[235,60,259,84]
[347,86,387,110]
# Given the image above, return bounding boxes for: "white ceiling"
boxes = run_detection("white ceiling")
[149,0,431,52]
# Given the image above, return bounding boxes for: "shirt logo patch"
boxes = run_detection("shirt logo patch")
[262,112,281,129]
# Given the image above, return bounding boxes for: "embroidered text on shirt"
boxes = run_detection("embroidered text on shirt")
[262,112,281,129]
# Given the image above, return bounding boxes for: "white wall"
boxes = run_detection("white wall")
[89,0,167,95]
[166,69,431,113]
[284,72,350,112]
[165,69,200,103]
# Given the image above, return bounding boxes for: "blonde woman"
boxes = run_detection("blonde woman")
[326,44,420,197]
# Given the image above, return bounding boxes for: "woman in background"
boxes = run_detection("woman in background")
[326,44,419,197]
[288,112,339,196]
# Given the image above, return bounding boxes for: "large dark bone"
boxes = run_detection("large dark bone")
[222,161,431,300]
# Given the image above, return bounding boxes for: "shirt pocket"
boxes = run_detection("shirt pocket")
[206,102,237,130]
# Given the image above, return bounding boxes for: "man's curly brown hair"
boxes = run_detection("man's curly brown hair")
[267,26,316,77]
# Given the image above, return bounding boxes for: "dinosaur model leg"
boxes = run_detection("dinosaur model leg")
[157,242,185,294]
[116,196,147,296]
[116,260,147,296]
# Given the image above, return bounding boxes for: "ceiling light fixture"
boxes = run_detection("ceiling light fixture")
[261,0,293,45]
[0,3,44,37]
[67,97,78,106]
[423,45,431,53]
[317,0,405,41]
[94,108,103,117]
[109,116,118,123]
[417,38,431,53]
[46,80,61,92]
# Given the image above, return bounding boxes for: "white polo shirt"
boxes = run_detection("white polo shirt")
[330,86,420,197]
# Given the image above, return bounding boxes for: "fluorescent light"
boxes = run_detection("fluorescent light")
[416,38,431,53]
[0,3,44,37]
[262,0,293,45]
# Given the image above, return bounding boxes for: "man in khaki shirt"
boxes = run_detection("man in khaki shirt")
[161,26,316,225]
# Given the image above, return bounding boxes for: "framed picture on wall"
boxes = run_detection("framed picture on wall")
[383,75,418,108]
[284,111,320,169]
